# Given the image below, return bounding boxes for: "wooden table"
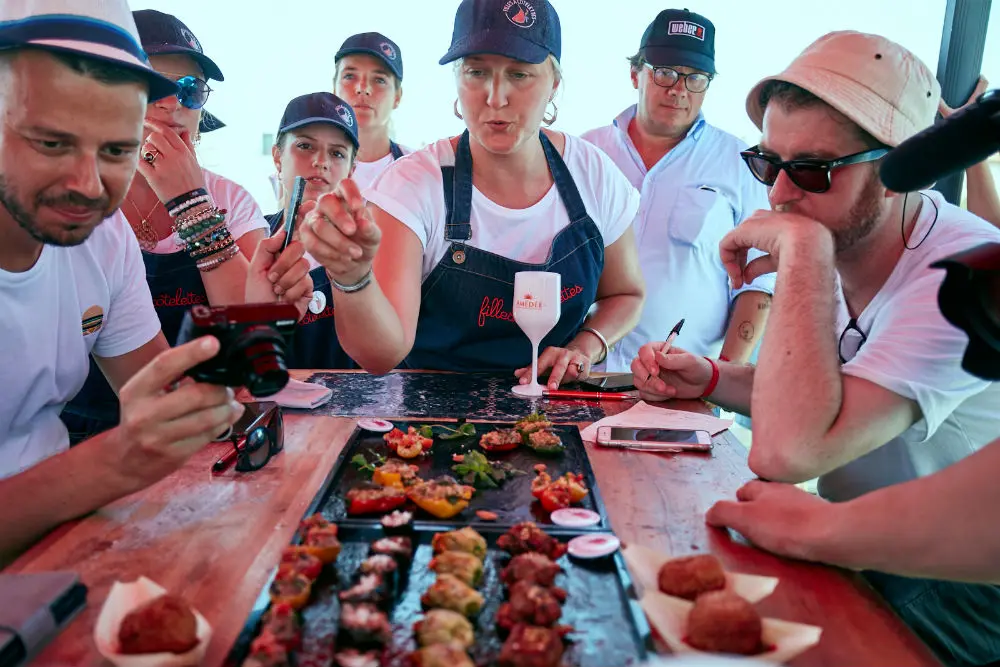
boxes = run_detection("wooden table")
[6,371,941,667]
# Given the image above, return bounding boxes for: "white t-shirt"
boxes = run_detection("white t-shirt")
[818,191,1000,502]
[365,134,639,281]
[584,107,775,368]
[150,169,269,254]
[352,143,412,193]
[0,213,161,478]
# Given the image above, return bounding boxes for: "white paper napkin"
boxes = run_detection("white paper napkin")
[641,591,822,664]
[94,577,211,667]
[581,401,732,443]
[262,378,332,409]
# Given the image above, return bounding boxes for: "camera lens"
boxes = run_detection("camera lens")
[232,326,290,397]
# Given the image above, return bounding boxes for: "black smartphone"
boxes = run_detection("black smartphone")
[577,373,635,392]
[282,176,307,250]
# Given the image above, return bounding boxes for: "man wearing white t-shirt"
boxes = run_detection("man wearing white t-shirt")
[633,32,1000,664]
[583,9,773,368]
[0,3,258,561]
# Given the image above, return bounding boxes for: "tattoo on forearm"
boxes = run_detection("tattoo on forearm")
[738,321,755,341]
[757,300,771,311]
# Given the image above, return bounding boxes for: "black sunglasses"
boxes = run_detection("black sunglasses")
[213,402,284,473]
[175,75,213,110]
[838,318,868,364]
[643,63,713,93]
[740,146,889,194]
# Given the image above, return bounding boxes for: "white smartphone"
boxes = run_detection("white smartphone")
[596,426,712,452]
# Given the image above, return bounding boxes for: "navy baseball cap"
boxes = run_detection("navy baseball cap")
[439,0,561,66]
[0,0,177,101]
[133,10,224,81]
[335,32,403,81]
[277,93,359,150]
[640,8,716,75]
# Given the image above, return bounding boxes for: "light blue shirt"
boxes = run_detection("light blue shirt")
[582,106,774,371]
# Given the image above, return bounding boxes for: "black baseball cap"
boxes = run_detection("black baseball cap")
[640,8,716,75]
[439,0,561,66]
[132,10,224,81]
[277,93,359,150]
[335,32,403,81]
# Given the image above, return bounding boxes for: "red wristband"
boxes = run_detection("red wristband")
[718,354,730,362]
[700,356,720,399]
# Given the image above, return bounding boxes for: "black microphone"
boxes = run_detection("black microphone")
[880,89,1000,192]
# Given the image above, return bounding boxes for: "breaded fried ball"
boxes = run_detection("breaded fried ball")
[686,591,763,655]
[657,554,726,600]
[119,594,198,654]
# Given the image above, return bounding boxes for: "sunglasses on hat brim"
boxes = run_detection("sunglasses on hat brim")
[740,146,889,194]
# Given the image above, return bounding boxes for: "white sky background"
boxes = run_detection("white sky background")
[130,0,1000,212]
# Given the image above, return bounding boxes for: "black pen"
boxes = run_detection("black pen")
[663,318,685,353]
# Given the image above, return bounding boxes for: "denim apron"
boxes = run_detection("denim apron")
[266,211,353,370]
[403,130,604,371]
[60,249,208,443]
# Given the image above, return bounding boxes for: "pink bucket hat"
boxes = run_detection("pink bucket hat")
[746,31,940,147]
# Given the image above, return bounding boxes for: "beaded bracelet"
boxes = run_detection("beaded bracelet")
[190,235,235,260]
[189,235,233,259]
[164,188,208,214]
[174,206,220,235]
[196,243,239,272]
[185,220,229,246]
[168,194,211,218]
[175,209,226,241]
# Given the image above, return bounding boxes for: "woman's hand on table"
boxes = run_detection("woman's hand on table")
[136,120,207,202]
[706,480,834,562]
[246,230,314,320]
[631,344,712,401]
[514,345,592,389]
[299,177,381,288]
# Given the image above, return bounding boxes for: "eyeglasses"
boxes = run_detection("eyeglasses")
[838,318,868,364]
[174,75,213,110]
[213,403,284,473]
[740,146,889,194]
[643,63,713,93]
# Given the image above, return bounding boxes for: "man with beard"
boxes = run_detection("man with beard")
[0,0,309,561]
[631,32,1000,665]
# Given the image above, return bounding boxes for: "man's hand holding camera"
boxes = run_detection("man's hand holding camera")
[100,336,244,492]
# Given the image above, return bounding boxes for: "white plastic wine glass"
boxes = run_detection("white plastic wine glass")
[511,271,561,397]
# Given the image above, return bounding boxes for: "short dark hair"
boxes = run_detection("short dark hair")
[757,80,889,151]
[627,51,645,72]
[48,49,149,87]
[274,129,357,166]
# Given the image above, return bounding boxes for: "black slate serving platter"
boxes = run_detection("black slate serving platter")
[321,420,610,529]
[224,524,651,667]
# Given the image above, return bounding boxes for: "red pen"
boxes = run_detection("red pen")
[212,447,238,474]
[543,389,635,401]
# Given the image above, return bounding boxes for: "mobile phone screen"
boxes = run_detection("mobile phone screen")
[283,176,307,249]
[577,373,635,391]
[606,428,707,444]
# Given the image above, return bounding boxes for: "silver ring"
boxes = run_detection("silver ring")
[575,362,585,374]
[142,148,160,164]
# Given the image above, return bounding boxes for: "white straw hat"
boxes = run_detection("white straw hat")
[0,0,176,100]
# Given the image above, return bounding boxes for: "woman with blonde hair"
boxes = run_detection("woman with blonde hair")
[300,0,645,387]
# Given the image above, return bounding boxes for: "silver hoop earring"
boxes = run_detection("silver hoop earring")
[542,100,558,126]
[453,99,464,120]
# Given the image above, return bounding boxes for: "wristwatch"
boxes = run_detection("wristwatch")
[329,267,373,294]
